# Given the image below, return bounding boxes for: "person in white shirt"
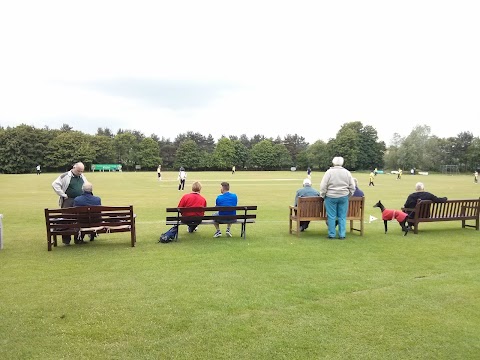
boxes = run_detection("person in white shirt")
[178,167,187,190]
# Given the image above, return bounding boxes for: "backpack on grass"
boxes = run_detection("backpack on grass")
[159,226,178,243]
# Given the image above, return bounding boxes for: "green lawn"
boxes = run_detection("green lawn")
[0,171,479,359]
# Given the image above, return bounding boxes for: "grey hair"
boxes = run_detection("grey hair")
[415,182,425,191]
[82,182,93,192]
[332,157,344,166]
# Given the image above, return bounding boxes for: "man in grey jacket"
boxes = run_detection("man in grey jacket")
[52,162,88,245]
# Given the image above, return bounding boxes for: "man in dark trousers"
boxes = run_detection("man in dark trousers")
[52,162,87,245]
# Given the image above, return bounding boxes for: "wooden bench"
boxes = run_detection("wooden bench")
[289,197,365,237]
[402,198,480,234]
[165,206,257,240]
[44,205,136,251]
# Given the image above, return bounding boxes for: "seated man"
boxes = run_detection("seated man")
[352,178,364,197]
[74,181,102,243]
[294,178,320,232]
[213,182,238,238]
[178,181,207,233]
[403,182,447,227]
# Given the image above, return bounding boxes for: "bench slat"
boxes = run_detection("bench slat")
[166,215,257,221]
[166,206,257,212]
[166,219,255,225]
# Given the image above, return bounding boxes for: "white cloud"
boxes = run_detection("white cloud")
[1,0,479,145]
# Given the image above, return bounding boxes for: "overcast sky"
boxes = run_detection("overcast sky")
[1,1,479,145]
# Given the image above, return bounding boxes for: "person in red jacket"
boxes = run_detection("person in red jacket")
[178,181,207,232]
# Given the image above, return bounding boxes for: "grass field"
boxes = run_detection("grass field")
[0,171,479,359]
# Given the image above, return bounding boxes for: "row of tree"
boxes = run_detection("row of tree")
[385,125,479,172]
[0,122,478,174]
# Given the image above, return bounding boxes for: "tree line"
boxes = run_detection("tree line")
[0,122,478,174]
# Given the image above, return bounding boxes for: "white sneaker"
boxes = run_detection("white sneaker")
[213,230,222,238]
[226,229,232,237]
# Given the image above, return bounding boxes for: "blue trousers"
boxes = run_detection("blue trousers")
[324,196,349,238]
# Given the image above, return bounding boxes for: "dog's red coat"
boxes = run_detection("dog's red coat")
[381,209,408,222]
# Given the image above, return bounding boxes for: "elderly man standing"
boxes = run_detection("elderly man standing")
[294,178,320,232]
[320,157,355,239]
[52,162,87,245]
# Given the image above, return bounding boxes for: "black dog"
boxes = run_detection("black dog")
[373,200,409,236]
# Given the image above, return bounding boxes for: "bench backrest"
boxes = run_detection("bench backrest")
[296,196,364,219]
[296,197,327,218]
[166,206,257,213]
[414,198,480,220]
[165,206,257,222]
[45,205,135,231]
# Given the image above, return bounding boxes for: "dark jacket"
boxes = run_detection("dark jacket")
[73,192,102,206]
[352,187,365,197]
[404,191,447,209]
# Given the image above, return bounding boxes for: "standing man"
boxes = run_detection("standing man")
[320,157,355,240]
[52,162,87,245]
[397,168,402,180]
[36,164,41,175]
[178,167,187,190]
[213,182,238,238]
[293,178,320,232]
[232,165,236,174]
[307,167,312,179]
[474,170,478,184]
[157,165,162,181]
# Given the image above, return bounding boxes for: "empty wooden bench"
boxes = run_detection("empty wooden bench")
[289,196,365,236]
[44,205,136,251]
[165,206,257,240]
[402,198,480,234]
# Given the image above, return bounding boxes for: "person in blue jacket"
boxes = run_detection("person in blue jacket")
[74,182,101,206]
[212,182,238,238]
[74,182,102,243]
[352,178,365,197]
[294,178,320,232]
